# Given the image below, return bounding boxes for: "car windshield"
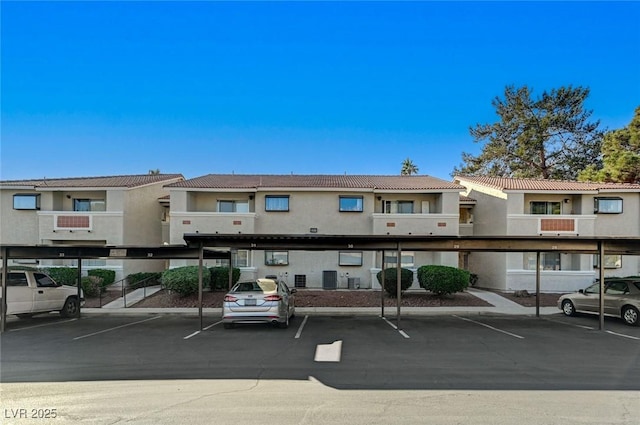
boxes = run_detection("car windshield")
[584,283,600,294]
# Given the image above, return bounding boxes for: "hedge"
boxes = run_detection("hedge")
[161,266,211,296]
[88,269,116,287]
[44,267,78,286]
[417,265,470,296]
[127,272,162,289]
[376,267,414,298]
[209,267,241,291]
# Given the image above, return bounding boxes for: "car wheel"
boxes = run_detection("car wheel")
[561,300,576,316]
[223,323,234,329]
[621,306,639,326]
[60,297,79,318]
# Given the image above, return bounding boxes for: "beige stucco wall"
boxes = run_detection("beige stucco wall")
[254,191,372,235]
[0,189,40,244]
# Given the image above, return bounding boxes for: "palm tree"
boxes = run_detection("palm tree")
[400,158,419,175]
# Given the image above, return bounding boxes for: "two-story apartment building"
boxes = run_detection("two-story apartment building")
[454,176,640,292]
[164,174,467,289]
[0,174,184,281]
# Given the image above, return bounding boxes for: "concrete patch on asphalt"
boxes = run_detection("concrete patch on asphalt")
[314,340,342,362]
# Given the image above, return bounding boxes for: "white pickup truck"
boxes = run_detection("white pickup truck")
[1,269,84,318]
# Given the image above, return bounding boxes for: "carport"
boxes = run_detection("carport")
[0,244,230,333]
[2,235,640,334]
[182,234,640,331]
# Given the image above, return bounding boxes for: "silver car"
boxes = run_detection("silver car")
[558,278,640,326]
[222,278,296,329]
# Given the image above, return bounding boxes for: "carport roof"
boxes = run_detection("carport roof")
[0,245,230,260]
[182,233,640,255]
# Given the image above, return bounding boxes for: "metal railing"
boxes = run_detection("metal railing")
[96,275,160,308]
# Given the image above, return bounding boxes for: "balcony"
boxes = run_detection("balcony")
[371,213,459,236]
[171,212,257,239]
[38,211,124,242]
[507,214,596,236]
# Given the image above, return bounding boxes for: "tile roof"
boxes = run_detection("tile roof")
[0,174,184,189]
[164,174,464,191]
[455,176,640,192]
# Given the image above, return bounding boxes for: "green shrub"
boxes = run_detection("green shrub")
[80,276,103,297]
[376,267,414,298]
[161,266,211,296]
[44,267,78,286]
[88,269,116,287]
[417,265,470,296]
[127,272,162,289]
[209,266,241,291]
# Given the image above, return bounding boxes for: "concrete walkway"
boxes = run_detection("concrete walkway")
[84,287,560,317]
[101,285,163,308]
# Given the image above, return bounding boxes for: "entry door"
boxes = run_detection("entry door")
[5,273,34,314]
[32,273,67,312]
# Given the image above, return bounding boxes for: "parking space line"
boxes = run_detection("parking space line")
[294,315,309,339]
[606,330,640,341]
[10,318,78,332]
[543,317,595,330]
[382,317,410,339]
[453,315,524,339]
[204,320,222,330]
[73,316,161,340]
[184,331,200,340]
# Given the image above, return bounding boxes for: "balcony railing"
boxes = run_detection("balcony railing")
[507,214,596,236]
[170,212,257,237]
[371,213,459,236]
[38,211,124,240]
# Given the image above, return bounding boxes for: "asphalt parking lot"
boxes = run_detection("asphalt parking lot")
[2,312,639,391]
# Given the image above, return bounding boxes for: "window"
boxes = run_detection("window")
[524,252,561,270]
[5,273,28,286]
[605,281,629,295]
[594,197,623,214]
[384,251,415,268]
[211,250,249,267]
[265,251,289,266]
[593,254,622,269]
[13,194,40,210]
[339,251,363,266]
[339,196,363,212]
[265,196,289,211]
[74,199,105,211]
[34,273,60,287]
[530,201,561,215]
[217,200,249,213]
[384,200,414,214]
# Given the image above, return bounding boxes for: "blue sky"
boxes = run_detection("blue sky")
[1,1,639,181]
